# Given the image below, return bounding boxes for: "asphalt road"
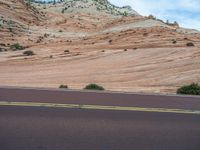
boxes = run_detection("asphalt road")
[0,106,200,150]
[0,87,200,150]
[0,87,200,110]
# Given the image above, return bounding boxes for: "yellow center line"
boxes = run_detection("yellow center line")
[0,101,200,115]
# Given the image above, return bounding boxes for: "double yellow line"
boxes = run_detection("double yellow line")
[0,101,200,115]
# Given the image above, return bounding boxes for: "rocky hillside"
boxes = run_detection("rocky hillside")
[0,0,44,27]
[60,0,139,16]
[0,0,45,50]
[0,0,200,93]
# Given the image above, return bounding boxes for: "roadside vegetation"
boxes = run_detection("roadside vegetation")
[59,85,68,89]
[186,42,195,47]
[177,83,200,95]
[84,83,105,91]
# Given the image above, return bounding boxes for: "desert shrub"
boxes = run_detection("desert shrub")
[44,33,49,38]
[123,11,128,16]
[59,85,68,89]
[147,14,156,20]
[8,28,12,32]
[177,83,200,95]
[84,84,105,91]
[143,33,148,36]
[186,42,195,47]
[23,50,35,56]
[0,43,6,46]
[172,39,177,44]
[64,50,70,53]
[61,9,65,13]
[10,43,24,51]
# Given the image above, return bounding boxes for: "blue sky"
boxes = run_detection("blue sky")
[109,0,200,30]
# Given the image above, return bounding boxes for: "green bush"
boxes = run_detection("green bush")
[8,28,13,32]
[59,85,68,89]
[186,42,195,47]
[61,9,65,13]
[23,50,35,56]
[177,83,200,95]
[172,39,177,44]
[84,83,105,91]
[64,50,70,53]
[123,11,128,16]
[10,43,24,51]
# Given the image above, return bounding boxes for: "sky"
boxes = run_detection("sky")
[109,0,200,30]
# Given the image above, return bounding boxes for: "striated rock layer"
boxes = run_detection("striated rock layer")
[0,0,200,93]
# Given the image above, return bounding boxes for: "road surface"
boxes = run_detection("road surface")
[0,86,200,110]
[0,87,200,150]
